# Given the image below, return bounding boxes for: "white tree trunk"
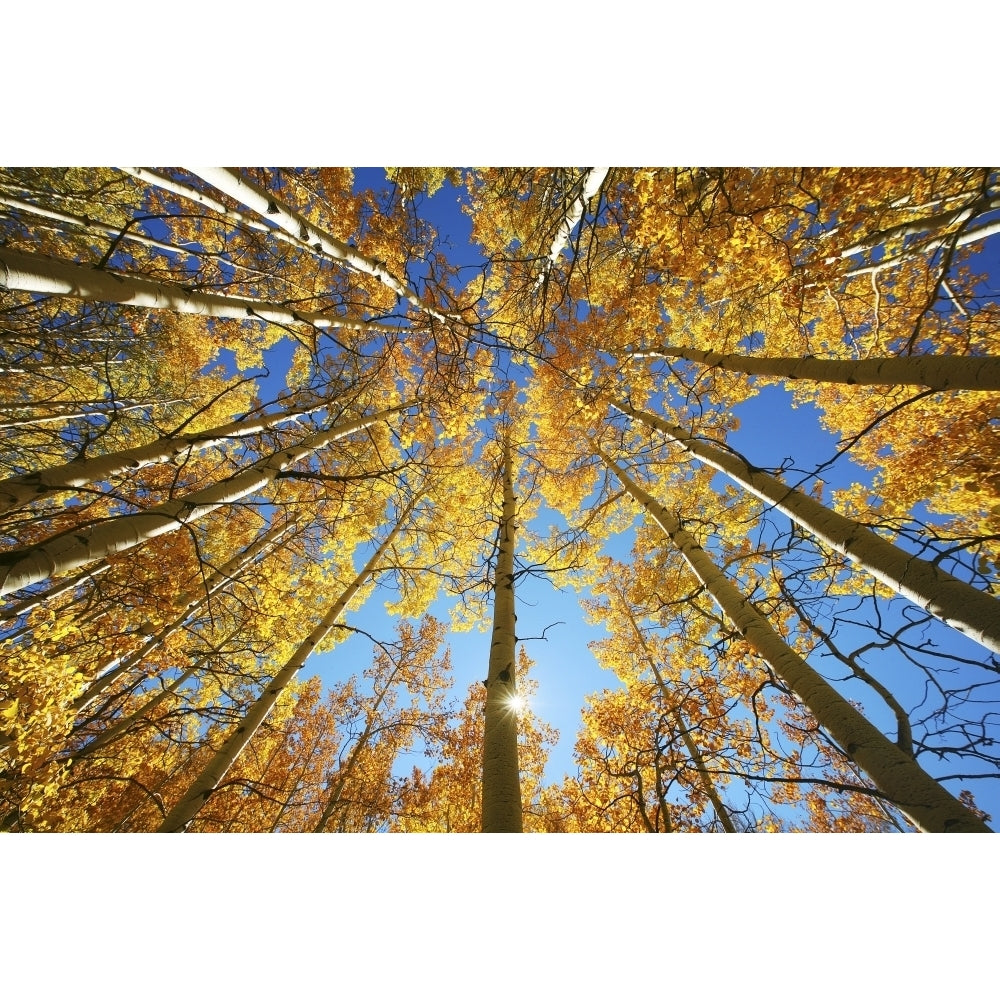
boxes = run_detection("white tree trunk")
[613,400,1000,656]
[627,345,1000,392]
[0,399,176,432]
[841,217,1000,278]
[190,168,458,327]
[831,192,1000,270]
[70,666,197,760]
[117,167,273,232]
[156,495,420,832]
[481,433,523,832]
[0,562,110,622]
[72,516,301,711]
[0,192,192,258]
[0,405,408,597]
[536,168,608,285]
[598,447,991,833]
[0,394,331,516]
[0,247,398,335]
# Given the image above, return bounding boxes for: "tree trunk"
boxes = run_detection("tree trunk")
[0,246,398,335]
[0,405,408,597]
[312,645,412,832]
[156,495,419,832]
[597,447,991,833]
[69,666,197,761]
[841,217,1000,278]
[0,192,192,259]
[613,399,1000,656]
[0,562,110,622]
[626,345,1000,392]
[117,168,272,232]
[0,398,178,431]
[190,168,456,327]
[537,168,608,285]
[313,713,386,833]
[0,395,331,516]
[833,192,1000,272]
[481,432,523,833]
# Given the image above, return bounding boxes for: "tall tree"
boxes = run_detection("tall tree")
[595,446,990,832]
[156,491,423,832]
[481,426,523,832]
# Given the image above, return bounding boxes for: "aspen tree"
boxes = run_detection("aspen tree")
[68,666,197,761]
[481,429,523,833]
[4,167,999,832]
[189,168,458,327]
[312,662,402,833]
[0,394,333,516]
[0,247,399,335]
[0,192,196,260]
[626,345,1000,393]
[536,168,609,286]
[0,562,110,623]
[602,575,737,832]
[596,446,991,833]
[157,493,421,832]
[0,405,409,596]
[611,399,1000,656]
[313,618,448,832]
[72,516,301,711]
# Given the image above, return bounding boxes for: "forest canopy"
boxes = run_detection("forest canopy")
[1,166,999,833]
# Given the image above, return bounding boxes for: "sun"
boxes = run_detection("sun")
[506,692,527,715]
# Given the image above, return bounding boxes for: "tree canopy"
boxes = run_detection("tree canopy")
[2,166,999,832]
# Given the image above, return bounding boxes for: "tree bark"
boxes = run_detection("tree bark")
[0,562,110,622]
[0,398,179,431]
[613,399,1000,657]
[0,192,193,259]
[190,168,457,327]
[626,345,1000,392]
[156,495,419,831]
[0,246,399,335]
[833,192,1000,272]
[481,432,523,833]
[69,666,197,761]
[840,217,1000,278]
[0,405,407,597]
[537,168,608,285]
[117,168,271,230]
[0,394,331,517]
[597,447,991,833]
